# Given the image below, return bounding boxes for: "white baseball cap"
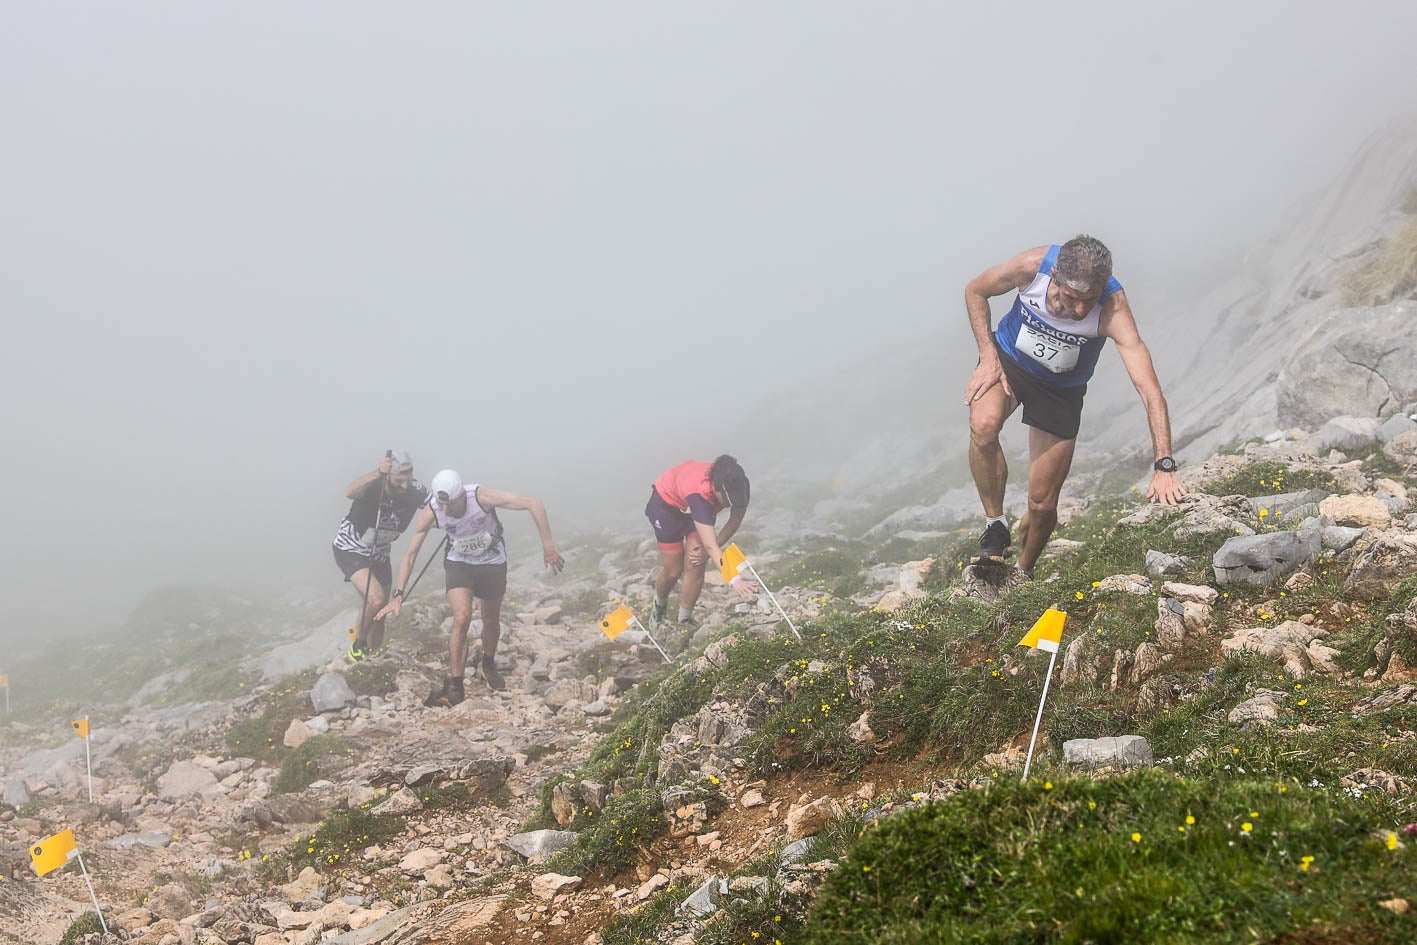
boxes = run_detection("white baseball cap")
[430,469,464,502]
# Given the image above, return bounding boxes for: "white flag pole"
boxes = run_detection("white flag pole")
[84,735,93,802]
[630,616,673,664]
[1021,643,1060,781]
[72,851,108,932]
[743,562,802,641]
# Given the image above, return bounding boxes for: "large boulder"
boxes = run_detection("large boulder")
[1221,621,1339,678]
[1344,533,1417,600]
[1319,495,1392,528]
[310,673,356,713]
[156,760,220,799]
[1276,302,1417,429]
[1385,430,1417,466]
[1305,417,1384,454]
[1063,736,1153,767]
[1212,529,1322,585]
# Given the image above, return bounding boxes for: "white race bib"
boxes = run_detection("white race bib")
[1018,321,1080,373]
[452,533,495,556]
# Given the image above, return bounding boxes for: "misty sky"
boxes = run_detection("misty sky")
[5,1,1417,640]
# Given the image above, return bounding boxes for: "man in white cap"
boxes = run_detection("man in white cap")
[378,469,565,705]
[332,450,427,659]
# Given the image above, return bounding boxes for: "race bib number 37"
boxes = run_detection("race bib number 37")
[1018,321,1080,373]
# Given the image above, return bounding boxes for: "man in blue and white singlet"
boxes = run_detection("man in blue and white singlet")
[963,235,1186,576]
[379,469,565,705]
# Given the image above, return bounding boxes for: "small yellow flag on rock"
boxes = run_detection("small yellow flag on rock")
[600,605,634,641]
[30,829,77,877]
[1018,608,1067,654]
[347,625,358,643]
[72,718,90,739]
[720,543,749,584]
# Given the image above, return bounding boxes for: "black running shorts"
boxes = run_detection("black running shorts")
[444,560,508,600]
[333,547,392,586]
[993,337,1087,440]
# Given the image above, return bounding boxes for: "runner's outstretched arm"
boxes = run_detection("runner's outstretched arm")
[476,488,566,573]
[345,455,396,498]
[693,521,758,597]
[716,506,747,548]
[963,246,1046,404]
[376,506,435,620]
[1102,291,1187,506]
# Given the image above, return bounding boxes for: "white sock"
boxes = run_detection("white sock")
[986,515,1007,527]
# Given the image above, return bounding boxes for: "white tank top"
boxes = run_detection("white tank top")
[431,485,506,565]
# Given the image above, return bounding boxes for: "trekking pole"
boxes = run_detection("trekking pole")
[401,535,449,600]
[354,451,392,646]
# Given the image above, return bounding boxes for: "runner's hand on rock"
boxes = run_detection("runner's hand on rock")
[375,598,402,621]
[544,545,565,574]
[729,576,759,597]
[1147,471,1187,507]
[964,358,1011,405]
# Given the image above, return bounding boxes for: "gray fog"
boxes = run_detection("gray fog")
[4,2,1417,642]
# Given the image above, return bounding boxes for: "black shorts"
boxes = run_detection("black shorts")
[993,338,1086,440]
[334,547,392,586]
[644,487,696,546]
[444,560,508,600]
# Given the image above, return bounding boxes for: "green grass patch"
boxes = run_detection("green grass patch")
[801,770,1417,944]
[59,912,107,945]
[344,660,397,698]
[273,734,353,794]
[775,547,871,599]
[224,672,318,764]
[1196,460,1336,498]
[286,806,403,872]
[546,788,667,878]
[600,884,684,945]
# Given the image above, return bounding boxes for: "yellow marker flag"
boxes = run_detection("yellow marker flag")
[720,543,749,584]
[1018,608,1067,654]
[347,625,358,643]
[72,718,90,740]
[600,605,634,641]
[30,829,78,877]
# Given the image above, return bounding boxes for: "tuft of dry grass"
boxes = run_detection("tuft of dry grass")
[1343,217,1417,306]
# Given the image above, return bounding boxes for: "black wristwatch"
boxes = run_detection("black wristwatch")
[1154,457,1178,473]
[392,588,404,600]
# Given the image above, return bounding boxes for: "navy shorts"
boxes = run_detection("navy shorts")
[445,560,507,600]
[993,338,1087,440]
[645,488,697,547]
[333,547,392,587]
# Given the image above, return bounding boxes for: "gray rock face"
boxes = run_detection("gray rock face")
[3,778,30,807]
[1381,413,1417,441]
[505,829,578,863]
[677,876,727,918]
[1305,416,1384,454]
[1228,689,1285,726]
[156,760,220,799]
[1384,430,1417,466]
[1063,736,1153,767]
[1145,550,1193,578]
[1343,532,1417,600]
[1322,525,1366,551]
[310,673,357,713]
[107,830,175,849]
[1277,302,1417,429]
[1212,529,1322,585]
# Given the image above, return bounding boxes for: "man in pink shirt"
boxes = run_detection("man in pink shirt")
[645,455,758,629]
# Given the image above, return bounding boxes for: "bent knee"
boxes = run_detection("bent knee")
[1026,494,1059,514]
[451,608,474,628]
[969,413,1004,444]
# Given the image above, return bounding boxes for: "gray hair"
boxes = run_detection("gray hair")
[1054,235,1113,295]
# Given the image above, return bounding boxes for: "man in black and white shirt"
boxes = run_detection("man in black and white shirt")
[332,450,428,658]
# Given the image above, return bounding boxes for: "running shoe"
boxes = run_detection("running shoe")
[650,601,668,629]
[445,676,466,706]
[677,615,701,632]
[346,645,368,664]
[970,520,1012,564]
[480,655,506,692]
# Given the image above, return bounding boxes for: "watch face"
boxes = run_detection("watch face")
[1156,458,1177,472]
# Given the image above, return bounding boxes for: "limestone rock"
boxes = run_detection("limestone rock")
[846,710,875,743]
[1160,582,1218,606]
[1249,489,1330,521]
[1061,633,1110,688]
[1063,736,1153,767]
[1306,416,1384,454]
[310,673,357,713]
[283,719,313,750]
[1383,430,1417,466]
[1144,550,1192,577]
[1319,495,1392,528]
[398,847,444,874]
[1212,529,1321,586]
[1344,532,1417,600]
[531,872,583,900]
[505,829,578,863]
[372,787,423,816]
[1228,689,1285,726]
[1098,574,1151,596]
[960,564,1031,602]
[1221,621,1334,678]
[785,796,842,841]
[156,760,220,799]
[677,876,726,919]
